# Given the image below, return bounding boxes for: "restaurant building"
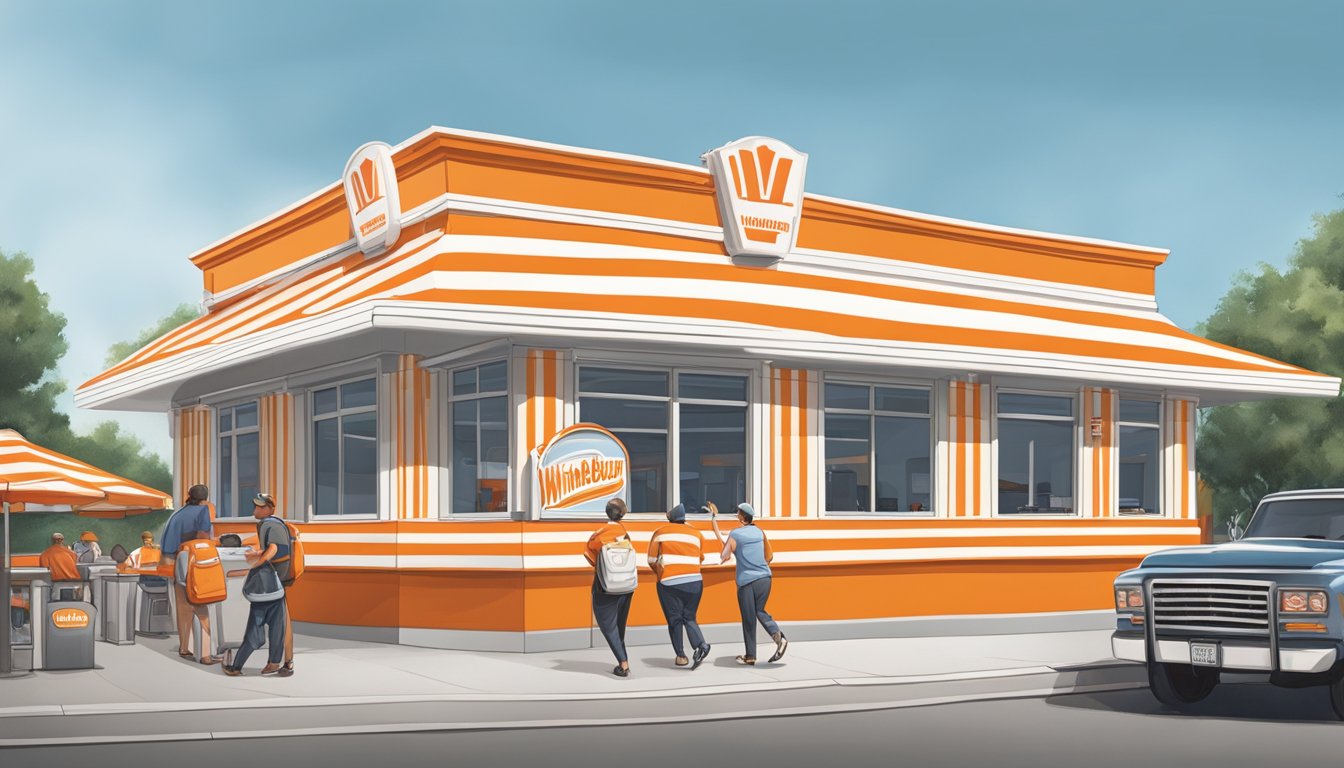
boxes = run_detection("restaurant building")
[75,128,1340,652]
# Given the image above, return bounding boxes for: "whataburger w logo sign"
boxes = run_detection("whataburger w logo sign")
[703,136,808,262]
[343,141,402,256]
[531,424,630,517]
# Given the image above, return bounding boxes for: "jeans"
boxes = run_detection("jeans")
[736,577,781,659]
[231,597,286,669]
[592,580,633,664]
[656,580,706,658]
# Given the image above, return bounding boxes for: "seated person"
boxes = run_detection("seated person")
[38,533,82,600]
[72,531,102,564]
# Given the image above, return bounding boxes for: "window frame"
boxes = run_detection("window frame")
[446,358,511,516]
[214,399,261,521]
[992,387,1080,518]
[308,374,381,520]
[1116,396,1164,517]
[820,376,936,518]
[574,363,753,518]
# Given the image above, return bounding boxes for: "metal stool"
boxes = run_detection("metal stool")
[136,577,173,636]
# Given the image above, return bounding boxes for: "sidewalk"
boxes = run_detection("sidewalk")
[0,626,1139,720]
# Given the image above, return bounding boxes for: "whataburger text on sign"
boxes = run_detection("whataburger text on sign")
[703,136,808,263]
[343,141,403,256]
[531,424,631,517]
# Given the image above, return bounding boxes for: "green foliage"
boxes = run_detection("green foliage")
[0,248,172,495]
[7,510,174,556]
[104,303,201,366]
[1197,210,1344,525]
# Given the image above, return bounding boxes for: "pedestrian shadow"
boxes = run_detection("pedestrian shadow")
[637,656,687,670]
[710,656,781,669]
[1044,682,1341,724]
[548,659,623,677]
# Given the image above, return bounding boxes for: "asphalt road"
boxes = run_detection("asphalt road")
[4,681,1343,768]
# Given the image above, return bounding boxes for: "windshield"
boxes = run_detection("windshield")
[1245,498,1344,540]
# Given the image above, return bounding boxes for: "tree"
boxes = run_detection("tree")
[0,249,172,493]
[105,303,201,366]
[1197,209,1344,526]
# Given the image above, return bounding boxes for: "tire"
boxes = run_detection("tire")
[1328,678,1344,720]
[1148,661,1218,707]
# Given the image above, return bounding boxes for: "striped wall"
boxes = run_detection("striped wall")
[524,349,566,453]
[1165,398,1197,519]
[172,405,211,505]
[769,367,818,517]
[387,355,439,519]
[258,393,294,517]
[943,380,991,517]
[1083,387,1118,518]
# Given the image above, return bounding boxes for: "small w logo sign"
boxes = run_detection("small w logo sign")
[350,157,384,214]
[728,145,795,206]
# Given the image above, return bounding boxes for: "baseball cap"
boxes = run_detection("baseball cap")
[736,502,756,520]
[668,503,687,522]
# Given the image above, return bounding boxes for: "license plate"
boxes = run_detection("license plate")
[1190,642,1220,667]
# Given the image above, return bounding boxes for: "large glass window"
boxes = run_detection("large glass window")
[217,402,260,518]
[450,360,509,514]
[1118,399,1161,515]
[578,367,747,514]
[824,382,932,514]
[311,378,378,517]
[997,392,1076,515]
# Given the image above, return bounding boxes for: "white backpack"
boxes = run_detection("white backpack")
[597,525,638,595]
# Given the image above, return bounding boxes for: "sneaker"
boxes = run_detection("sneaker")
[613,664,630,677]
[222,665,242,677]
[692,643,710,670]
[769,633,789,663]
[735,655,756,665]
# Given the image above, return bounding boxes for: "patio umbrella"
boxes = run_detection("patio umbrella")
[0,429,172,674]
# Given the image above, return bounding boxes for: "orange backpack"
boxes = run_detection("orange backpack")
[177,539,227,605]
[270,518,304,584]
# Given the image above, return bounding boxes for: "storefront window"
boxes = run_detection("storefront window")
[311,378,378,517]
[1118,399,1161,515]
[217,402,260,518]
[997,392,1075,514]
[450,360,509,513]
[824,383,932,514]
[577,367,747,514]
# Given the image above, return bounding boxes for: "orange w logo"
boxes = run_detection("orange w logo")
[728,144,795,206]
[350,157,384,214]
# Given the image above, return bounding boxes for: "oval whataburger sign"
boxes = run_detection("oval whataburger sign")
[52,607,90,630]
[531,424,630,517]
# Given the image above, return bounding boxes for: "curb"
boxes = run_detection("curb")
[0,663,1148,747]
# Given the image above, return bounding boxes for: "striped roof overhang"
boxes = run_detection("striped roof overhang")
[76,215,1339,411]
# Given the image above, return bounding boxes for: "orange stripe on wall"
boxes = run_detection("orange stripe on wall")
[543,351,557,443]
[526,351,537,454]
[799,372,809,519]
[955,382,966,518]
[972,383,982,518]
[781,370,794,518]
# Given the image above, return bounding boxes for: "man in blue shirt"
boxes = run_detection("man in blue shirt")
[709,502,788,666]
[161,484,219,664]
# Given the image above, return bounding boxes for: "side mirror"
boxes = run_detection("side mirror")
[1227,513,1245,541]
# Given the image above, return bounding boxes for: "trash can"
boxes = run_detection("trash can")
[44,599,97,670]
[136,576,173,636]
[94,572,138,645]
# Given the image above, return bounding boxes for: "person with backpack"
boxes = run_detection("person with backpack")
[251,492,299,675]
[708,501,788,666]
[159,484,220,665]
[583,498,636,677]
[223,492,292,677]
[648,503,710,669]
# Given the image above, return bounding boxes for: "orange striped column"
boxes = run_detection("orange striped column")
[1165,398,1197,519]
[389,355,438,519]
[172,405,211,505]
[769,367,818,518]
[258,393,294,517]
[944,380,990,517]
[524,349,566,454]
[1084,387,1118,517]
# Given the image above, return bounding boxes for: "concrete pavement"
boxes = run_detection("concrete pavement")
[0,627,1146,746]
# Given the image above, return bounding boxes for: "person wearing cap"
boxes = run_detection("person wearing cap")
[125,531,159,571]
[647,503,711,669]
[38,533,81,600]
[72,531,102,564]
[160,484,219,664]
[223,492,292,677]
[708,501,788,665]
[583,498,634,677]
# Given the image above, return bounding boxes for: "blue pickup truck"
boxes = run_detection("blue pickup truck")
[1113,489,1344,716]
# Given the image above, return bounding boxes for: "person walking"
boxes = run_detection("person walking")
[708,501,788,665]
[584,498,635,677]
[250,493,295,676]
[223,493,292,677]
[160,484,219,664]
[648,503,710,669]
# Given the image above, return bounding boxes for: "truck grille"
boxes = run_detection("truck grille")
[1150,579,1272,636]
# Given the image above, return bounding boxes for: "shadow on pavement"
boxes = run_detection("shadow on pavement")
[548,659,623,676]
[1045,682,1342,724]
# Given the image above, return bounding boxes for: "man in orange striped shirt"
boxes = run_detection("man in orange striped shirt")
[648,504,710,669]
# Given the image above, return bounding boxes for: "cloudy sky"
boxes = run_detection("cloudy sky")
[2,1,1342,459]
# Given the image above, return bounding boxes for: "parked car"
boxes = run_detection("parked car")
[1113,488,1344,717]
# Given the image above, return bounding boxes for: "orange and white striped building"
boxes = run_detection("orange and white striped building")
[76,128,1339,651]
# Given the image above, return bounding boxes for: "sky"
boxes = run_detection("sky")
[1,0,1342,460]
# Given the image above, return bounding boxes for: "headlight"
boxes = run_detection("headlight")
[1115,586,1144,611]
[1278,589,1329,614]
